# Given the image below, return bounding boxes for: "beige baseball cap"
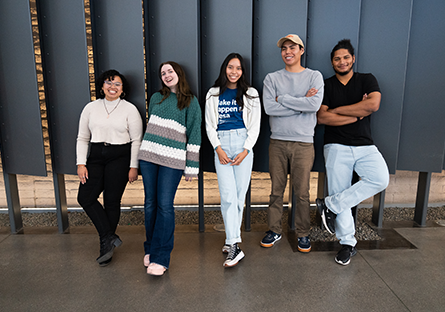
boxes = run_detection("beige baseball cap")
[277,34,304,48]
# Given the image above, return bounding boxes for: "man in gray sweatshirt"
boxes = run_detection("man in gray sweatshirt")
[261,34,324,252]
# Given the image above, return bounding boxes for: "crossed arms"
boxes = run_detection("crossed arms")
[262,73,324,116]
[317,91,381,126]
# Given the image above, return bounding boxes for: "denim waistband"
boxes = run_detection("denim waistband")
[217,128,247,136]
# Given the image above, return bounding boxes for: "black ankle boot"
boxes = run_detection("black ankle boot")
[111,234,123,247]
[99,257,112,267]
[96,235,115,264]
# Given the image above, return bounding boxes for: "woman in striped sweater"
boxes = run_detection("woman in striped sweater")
[138,61,201,276]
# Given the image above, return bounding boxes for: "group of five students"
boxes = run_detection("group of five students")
[76,33,389,276]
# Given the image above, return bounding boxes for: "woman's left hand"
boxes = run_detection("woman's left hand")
[128,168,138,183]
[231,149,249,166]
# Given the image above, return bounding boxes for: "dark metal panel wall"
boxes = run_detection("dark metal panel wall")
[252,0,308,172]
[357,0,412,174]
[252,0,308,89]
[201,0,253,95]
[37,0,91,175]
[200,0,253,172]
[90,0,146,119]
[397,0,445,172]
[307,0,361,77]
[0,0,46,176]
[145,0,200,99]
[307,0,361,172]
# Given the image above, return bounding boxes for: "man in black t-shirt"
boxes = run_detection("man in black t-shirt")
[316,39,389,265]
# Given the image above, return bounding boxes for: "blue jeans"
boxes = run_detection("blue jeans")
[215,128,253,245]
[140,160,183,268]
[324,144,389,246]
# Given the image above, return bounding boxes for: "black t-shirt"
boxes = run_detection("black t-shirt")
[323,72,380,146]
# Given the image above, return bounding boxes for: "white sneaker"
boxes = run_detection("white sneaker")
[222,244,231,253]
[223,243,245,267]
[147,262,166,276]
[143,254,150,267]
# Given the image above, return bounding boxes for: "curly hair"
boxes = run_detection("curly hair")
[95,69,129,99]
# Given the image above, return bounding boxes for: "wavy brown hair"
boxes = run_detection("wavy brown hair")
[158,61,194,110]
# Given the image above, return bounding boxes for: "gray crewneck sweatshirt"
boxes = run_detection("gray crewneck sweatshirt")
[263,68,324,143]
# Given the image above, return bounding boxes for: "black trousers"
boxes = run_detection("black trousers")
[77,143,131,239]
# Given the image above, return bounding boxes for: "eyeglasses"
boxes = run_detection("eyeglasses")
[104,80,123,87]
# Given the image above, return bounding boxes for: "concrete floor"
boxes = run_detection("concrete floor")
[0,224,444,312]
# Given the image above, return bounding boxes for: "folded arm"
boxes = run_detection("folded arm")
[317,104,358,126]
[317,91,381,126]
[330,91,381,117]
[278,84,324,113]
[262,76,300,117]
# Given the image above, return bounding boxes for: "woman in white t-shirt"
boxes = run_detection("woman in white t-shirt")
[205,53,261,267]
[76,69,143,266]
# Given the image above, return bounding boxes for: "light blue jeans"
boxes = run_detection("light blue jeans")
[215,128,253,245]
[324,144,389,246]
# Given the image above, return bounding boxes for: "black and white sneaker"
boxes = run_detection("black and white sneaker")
[335,245,357,265]
[223,243,245,267]
[316,198,336,234]
[222,244,231,253]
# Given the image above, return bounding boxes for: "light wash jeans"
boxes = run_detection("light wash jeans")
[324,144,389,246]
[215,128,253,245]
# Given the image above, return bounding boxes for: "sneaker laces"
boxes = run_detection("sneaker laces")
[340,245,352,253]
[227,244,238,259]
[299,236,309,244]
[265,230,274,239]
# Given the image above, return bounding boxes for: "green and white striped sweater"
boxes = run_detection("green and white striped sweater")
[138,92,202,178]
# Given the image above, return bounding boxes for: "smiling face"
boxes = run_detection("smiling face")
[102,76,123,101]
[281,40,304,69]
[332,48,355,76]
[160,64,179,93]
[225,58,242,89]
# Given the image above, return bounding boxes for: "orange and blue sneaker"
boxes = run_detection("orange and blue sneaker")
[260,230,282,247]
[297,236,311,252]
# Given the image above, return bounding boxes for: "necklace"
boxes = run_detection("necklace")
[103,98,121,118]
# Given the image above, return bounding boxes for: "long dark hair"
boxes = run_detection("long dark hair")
[96,69,129,99]
[211,53,255,110]
[158,61,194,110]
